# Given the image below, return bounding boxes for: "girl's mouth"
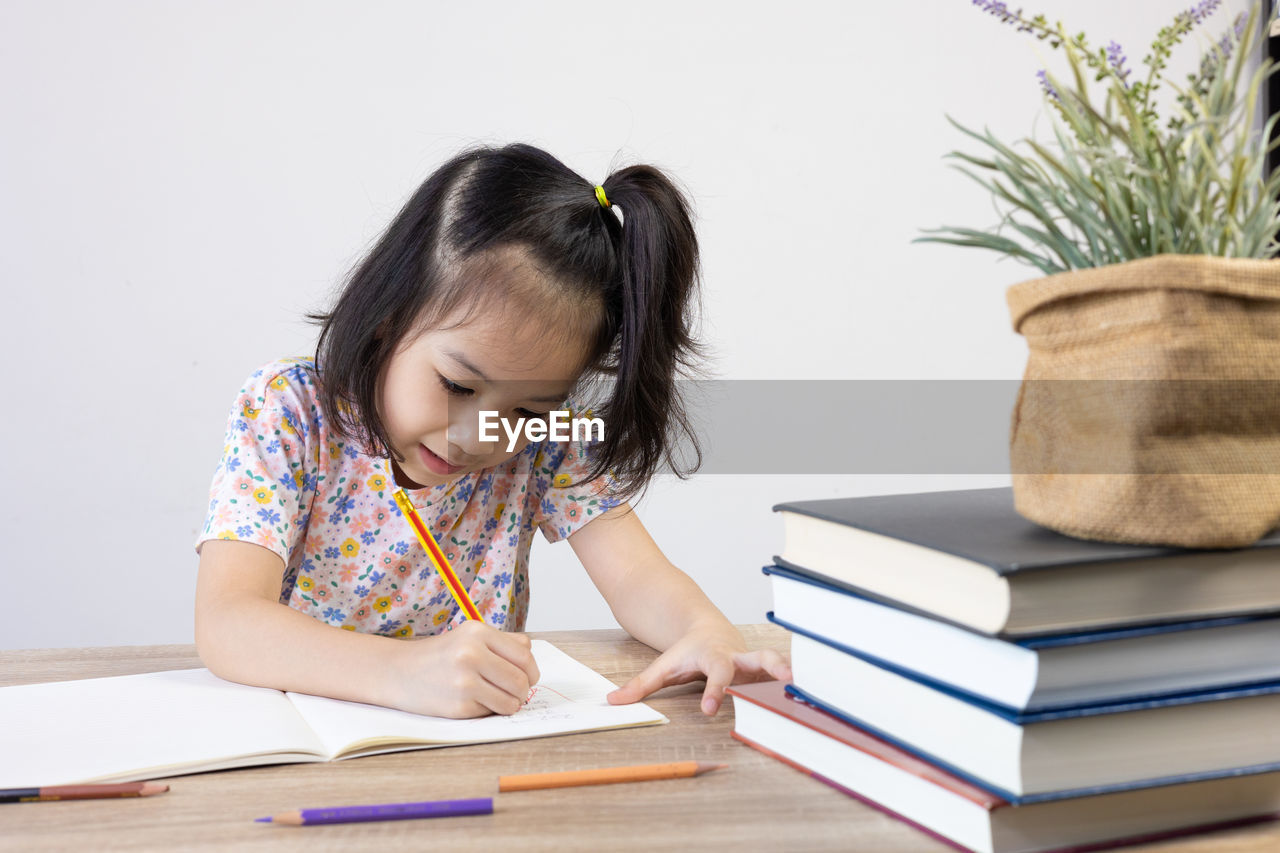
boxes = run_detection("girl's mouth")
[419,443,465,476]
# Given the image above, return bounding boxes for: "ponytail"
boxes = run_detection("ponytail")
[579,165,708,501]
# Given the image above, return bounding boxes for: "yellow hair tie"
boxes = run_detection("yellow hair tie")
[594,185,611,209]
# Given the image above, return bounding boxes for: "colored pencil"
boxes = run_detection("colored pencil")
[256,796,493,826]
[498,760,728,792]
[1,782,169,803]
[393,487,483,621]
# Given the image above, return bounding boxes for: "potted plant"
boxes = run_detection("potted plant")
[918,0,1280,548]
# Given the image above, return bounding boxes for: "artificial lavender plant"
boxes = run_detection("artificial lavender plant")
[917,0,1280,273]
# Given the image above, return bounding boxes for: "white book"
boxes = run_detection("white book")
[768,565,1280,711]
[789,632,1280,799]
[0,640,667,788]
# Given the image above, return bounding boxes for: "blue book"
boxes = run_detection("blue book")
[765,564,1280,713]
[778,623,1280,802]
[773,487,1280,636]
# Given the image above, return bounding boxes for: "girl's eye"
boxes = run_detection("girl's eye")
[437,375,473,396]
[438,375,546,420]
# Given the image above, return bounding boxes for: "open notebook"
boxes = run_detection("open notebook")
[0,641,667,787]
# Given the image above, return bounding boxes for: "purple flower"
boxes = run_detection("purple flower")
[1106,41,1130,86]
[1203,13,1247,69]
[1223,13,1247,53]
[972,0,1018,24]
[1036,70,1059,100]
[1188,0,1222,25]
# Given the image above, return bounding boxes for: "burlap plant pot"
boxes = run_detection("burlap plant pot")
[1007,254,1280,549]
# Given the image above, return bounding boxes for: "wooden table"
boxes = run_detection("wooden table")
[1,625,1276,852]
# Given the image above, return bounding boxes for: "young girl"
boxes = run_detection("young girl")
[194,142,790,719]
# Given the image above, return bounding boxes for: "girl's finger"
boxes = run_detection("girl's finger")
[606,652,689,705]
[759,649,793,682]
[472,674,530,717]
[700,658,737,716]
[735,649,793,683]
[487,630,540,686]
[477,649,534,706]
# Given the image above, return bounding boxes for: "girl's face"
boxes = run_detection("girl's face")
[378,300,592,490]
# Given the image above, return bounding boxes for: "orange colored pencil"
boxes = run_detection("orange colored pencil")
[393,488,482,621]
[498,761,727,792]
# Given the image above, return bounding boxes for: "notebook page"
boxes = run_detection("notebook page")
[286,640,669,758]
[0,668,326,787]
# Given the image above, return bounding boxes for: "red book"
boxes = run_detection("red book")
[727,681,1280,853]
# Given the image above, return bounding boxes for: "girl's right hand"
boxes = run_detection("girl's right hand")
[383,620,540,718]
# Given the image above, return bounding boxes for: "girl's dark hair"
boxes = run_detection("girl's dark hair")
[309,142,706,502]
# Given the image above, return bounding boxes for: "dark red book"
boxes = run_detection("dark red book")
[727,681,1280,853]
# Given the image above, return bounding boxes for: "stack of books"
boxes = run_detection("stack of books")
[728,487,1280,853]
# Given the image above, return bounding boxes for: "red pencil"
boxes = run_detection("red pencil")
[393,488,483,621]
[1,782,169,803]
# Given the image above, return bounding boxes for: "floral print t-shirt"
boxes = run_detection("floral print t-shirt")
[195,358,621,636]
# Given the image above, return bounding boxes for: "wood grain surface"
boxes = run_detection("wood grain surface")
[1,626,1276,852]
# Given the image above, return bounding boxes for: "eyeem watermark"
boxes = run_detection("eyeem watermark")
[479,410,605,452]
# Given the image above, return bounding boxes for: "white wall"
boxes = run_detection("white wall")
[0,0,1259,648]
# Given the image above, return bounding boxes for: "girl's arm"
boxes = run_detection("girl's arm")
[194,539,539,718]
[568,504,791,715]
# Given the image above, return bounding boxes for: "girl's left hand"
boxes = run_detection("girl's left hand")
[605,623,792,715]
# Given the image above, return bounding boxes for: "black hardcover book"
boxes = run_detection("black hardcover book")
[773,487,1280,636]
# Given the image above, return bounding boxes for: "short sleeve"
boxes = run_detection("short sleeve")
[533,399,624,542]
[195,363,322,567]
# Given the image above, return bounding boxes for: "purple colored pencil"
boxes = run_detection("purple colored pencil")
[257,796,493,826]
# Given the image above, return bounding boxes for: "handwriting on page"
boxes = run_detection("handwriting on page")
[506,685,575,723]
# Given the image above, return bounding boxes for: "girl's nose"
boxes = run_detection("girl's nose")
[447,409,489,459]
